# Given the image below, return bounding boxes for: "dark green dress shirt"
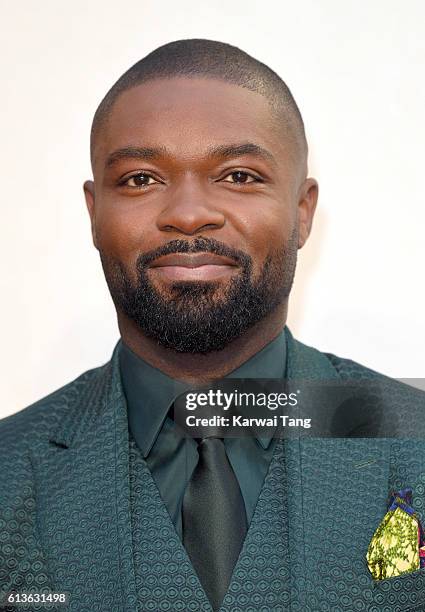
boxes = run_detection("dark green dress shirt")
[119,328,287,538]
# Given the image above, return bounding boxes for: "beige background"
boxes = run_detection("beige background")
[1,1,424,418]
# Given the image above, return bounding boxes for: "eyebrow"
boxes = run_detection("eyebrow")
[105,146,167,168]
[104,142,276,169]
[206,143,276,166]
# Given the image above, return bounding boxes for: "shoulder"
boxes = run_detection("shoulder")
[0,359,111,455]
[288,327,424,398]
[291,330,413,385]
[290,335,425,439]
[0,349,119,519]
[286,328,387,381]
[293,334,425,417]
[323,350,391,380]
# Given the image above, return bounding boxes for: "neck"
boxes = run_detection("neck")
[117,303,288,384]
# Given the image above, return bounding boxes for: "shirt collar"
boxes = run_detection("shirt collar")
[119,328,287,457]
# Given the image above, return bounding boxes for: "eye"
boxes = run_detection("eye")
[121,172,158,188]
[221,171,261,184]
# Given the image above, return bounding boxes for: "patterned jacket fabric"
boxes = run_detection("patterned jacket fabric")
[1,328,425,612]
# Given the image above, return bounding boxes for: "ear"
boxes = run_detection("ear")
[297,178,318,249]
[83,180,98,249]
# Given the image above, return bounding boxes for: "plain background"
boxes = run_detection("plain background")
[1,1,424,419]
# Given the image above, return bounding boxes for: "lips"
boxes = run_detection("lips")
[148,252,239,281]
[149,253,238,268]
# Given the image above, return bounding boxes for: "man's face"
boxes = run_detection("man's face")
[85,77,317,353]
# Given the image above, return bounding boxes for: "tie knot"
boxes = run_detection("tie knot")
[195,438,227,464]
[196,431,224,444]
[194,431,223,447]
[197,435,223,445]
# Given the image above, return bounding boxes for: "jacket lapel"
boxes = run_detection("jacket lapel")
[285,329,391,609]
[32,341,137,611]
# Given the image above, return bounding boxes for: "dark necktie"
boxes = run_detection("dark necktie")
[182,437,248,611]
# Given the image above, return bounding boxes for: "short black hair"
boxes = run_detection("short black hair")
[90,38,307,166]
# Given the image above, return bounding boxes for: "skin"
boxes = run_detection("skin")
[84,77,318,383]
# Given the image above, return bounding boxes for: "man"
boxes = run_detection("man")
[1,39,424,612]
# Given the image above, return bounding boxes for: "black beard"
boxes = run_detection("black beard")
[101,234,298,354]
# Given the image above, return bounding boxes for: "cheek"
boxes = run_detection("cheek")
[233,202,293,273]
[94,198,157,263]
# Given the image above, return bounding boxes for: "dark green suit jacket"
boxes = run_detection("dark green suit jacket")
[1,329,425,612]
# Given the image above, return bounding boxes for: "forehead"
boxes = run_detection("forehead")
[93,77,294,170]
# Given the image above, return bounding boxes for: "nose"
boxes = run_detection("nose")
[156,177,226,235]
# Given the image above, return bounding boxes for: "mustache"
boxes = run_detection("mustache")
[136,236,252,270]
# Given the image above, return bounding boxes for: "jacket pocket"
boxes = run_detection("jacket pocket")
[369,567,425,612]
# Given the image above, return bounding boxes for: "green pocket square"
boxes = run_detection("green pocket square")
[367,488,425,580]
